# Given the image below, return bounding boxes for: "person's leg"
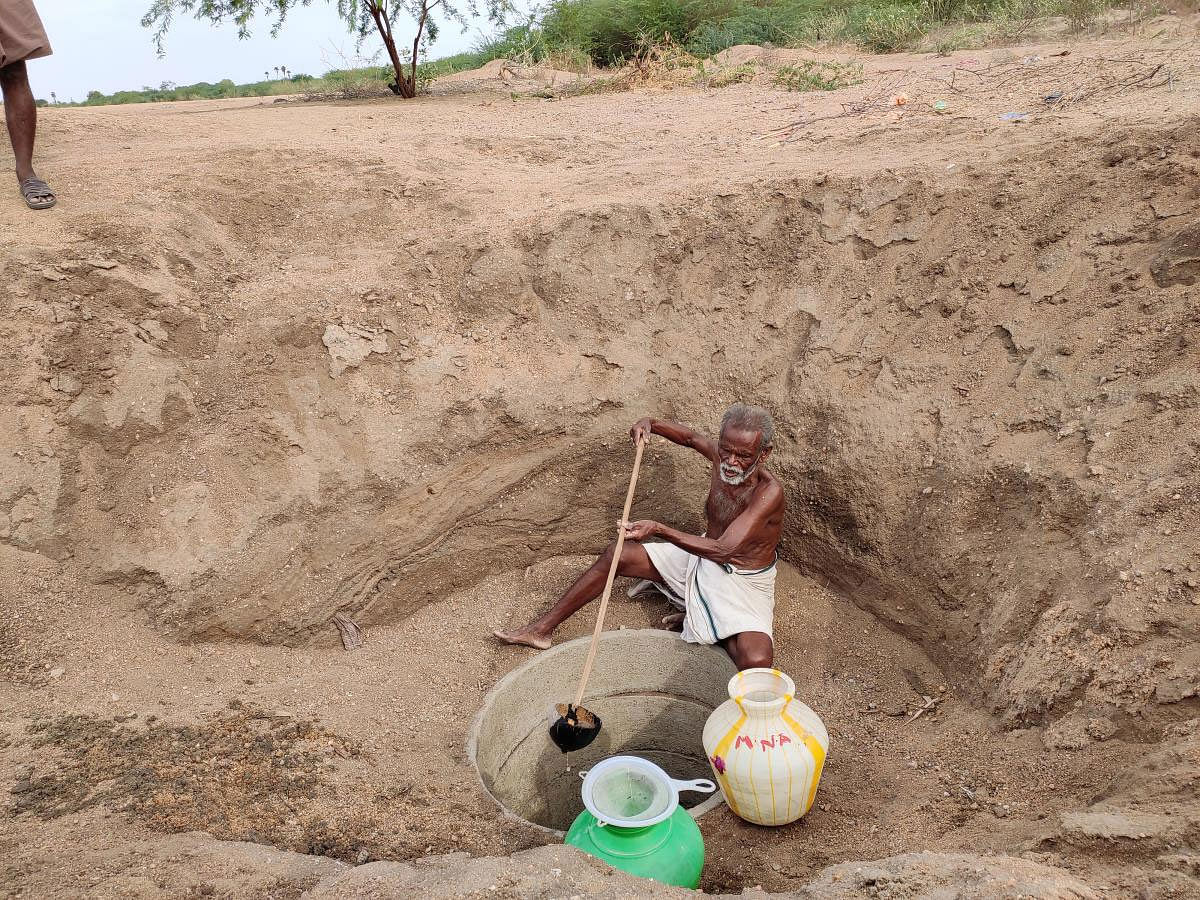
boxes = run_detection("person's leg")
[494,541,664,649]
[722,631,774,670]
[0,61,37,183]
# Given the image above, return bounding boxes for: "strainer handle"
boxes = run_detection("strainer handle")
[672,778,716,794]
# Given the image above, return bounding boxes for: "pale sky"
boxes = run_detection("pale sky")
[30,1,496,103]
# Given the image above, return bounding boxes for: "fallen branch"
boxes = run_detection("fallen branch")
[1062,62,1168,106]
[763,74,910,142]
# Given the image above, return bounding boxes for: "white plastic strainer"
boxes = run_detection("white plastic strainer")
[578,755,716,828]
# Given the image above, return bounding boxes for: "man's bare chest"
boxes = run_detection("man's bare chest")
[705,483,753,533]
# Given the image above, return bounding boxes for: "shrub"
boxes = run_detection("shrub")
[1062,0,1110,29]
[541,0,743,66]
[990,0,1057,39]
[706,62,756,86]
[930,21,992,52]
[773,58,864,91]
[837,4,929,52]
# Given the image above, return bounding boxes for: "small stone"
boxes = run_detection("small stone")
[137,319,169,343]
[87,258,118,270]
[49,667,65,679]
[1088,465,1106,477]
[50,373,82,396]
[921,486,934,496]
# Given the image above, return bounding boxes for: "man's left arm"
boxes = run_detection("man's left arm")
[623,485,781,568]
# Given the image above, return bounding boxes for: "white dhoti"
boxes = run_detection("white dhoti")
[630,542,777,645]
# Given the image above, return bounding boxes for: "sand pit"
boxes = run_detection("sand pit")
[470,629,733,831]
[2,18,1199,899]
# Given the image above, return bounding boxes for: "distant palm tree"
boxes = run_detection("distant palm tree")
[50,91,57,104]
[264,70,270,79]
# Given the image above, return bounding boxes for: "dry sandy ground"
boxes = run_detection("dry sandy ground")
[0,554,1144,896]
[2,13,1199,899]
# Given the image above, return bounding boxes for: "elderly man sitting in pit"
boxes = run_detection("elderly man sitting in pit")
[494,403,784,671]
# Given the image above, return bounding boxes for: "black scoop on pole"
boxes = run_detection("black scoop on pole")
[548,437,646,754]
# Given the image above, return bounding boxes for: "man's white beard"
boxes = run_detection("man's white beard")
[720,450,764,486]
[720,462,752,486]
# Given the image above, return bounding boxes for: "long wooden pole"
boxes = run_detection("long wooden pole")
[571,438,646,710]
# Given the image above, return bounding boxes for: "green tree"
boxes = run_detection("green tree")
[142,0,511,99]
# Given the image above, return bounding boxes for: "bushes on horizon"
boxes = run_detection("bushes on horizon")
[73,0,1119,105]
[75,74,334,106]
[839,3,930,51]
[538,0,1115,62]
[540,0,745,65]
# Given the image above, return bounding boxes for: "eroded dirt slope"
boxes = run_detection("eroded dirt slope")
[1,18,1199,899]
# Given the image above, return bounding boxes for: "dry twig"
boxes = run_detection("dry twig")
[904,694,942,725]
[764,73,912,142]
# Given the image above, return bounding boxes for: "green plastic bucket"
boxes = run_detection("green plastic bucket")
[563,755,713,888]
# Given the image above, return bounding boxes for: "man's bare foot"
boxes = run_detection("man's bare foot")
[660,612,685,631]
[492,627,552,650]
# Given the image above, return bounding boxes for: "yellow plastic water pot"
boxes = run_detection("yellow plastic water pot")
[701,667,828,826]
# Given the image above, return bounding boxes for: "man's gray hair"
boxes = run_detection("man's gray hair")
[720,403,776,449]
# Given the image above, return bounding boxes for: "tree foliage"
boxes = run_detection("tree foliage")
[142,0,510,99]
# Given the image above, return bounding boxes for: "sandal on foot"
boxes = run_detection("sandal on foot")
[20,177,56,210]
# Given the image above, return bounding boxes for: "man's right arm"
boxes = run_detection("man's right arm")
[631,417,718,462]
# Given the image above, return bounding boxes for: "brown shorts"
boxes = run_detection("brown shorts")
[0,0,52,68]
